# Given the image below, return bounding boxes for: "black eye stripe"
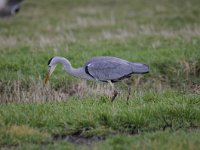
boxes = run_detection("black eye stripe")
[47,57,54,65]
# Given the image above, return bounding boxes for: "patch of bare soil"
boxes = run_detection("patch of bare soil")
[67,135,105,145]
[52,131,106,146]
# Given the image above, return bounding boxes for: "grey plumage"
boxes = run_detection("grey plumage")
[0,0,23,17]
[45,56,149,101]
[85,56,149,82]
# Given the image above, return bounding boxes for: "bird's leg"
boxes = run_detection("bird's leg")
[126,84,131,101]
[122,79,133,102]
[111,90,118,102]
[108,81,118,102]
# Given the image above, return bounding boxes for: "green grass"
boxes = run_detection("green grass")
[0,0,200,149]
[0,92,199,149]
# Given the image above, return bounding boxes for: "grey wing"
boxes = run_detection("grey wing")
[86,60,133,81]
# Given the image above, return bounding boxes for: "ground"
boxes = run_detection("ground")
[0,0,200,149]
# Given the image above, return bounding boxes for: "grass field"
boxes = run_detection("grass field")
[0,0,200,149]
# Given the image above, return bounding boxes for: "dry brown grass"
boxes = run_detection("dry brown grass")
[8,125,48,137]
[1,22,200,50]
[100,25,200,41]
[0,79,114,104]
[0,79,67,104]
[0,76,158,104]
[178,59,200,79]
[0,124,51,142]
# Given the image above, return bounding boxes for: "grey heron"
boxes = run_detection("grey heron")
[44,56,149,101]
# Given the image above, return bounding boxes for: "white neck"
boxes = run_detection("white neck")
[52,57,94,81]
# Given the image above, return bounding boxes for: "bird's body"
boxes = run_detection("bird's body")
[45,56,149,101]
[85,56,149,82]
[0,0,23,17]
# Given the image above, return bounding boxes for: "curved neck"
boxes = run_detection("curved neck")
[55,57,73,72]
[53,57,94,80]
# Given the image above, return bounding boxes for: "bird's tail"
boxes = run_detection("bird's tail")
[131,63,149,74]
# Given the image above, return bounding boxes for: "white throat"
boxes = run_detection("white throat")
[50,56,94,81]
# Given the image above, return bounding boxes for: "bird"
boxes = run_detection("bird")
[0,0,23,17]
[44,56,149,101]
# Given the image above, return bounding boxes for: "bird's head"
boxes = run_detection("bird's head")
[44,57,57,84]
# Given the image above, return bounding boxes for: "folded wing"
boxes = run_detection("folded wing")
[85,58,133,81]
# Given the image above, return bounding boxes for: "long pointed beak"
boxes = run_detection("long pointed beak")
[44,65,56,84]
[44,72,50,84]
[44,67,51,84]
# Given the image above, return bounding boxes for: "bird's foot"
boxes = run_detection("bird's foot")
[126,90,131,101]
[126,95,130,101]
[126,86,131,102]
[111,90,118,102]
